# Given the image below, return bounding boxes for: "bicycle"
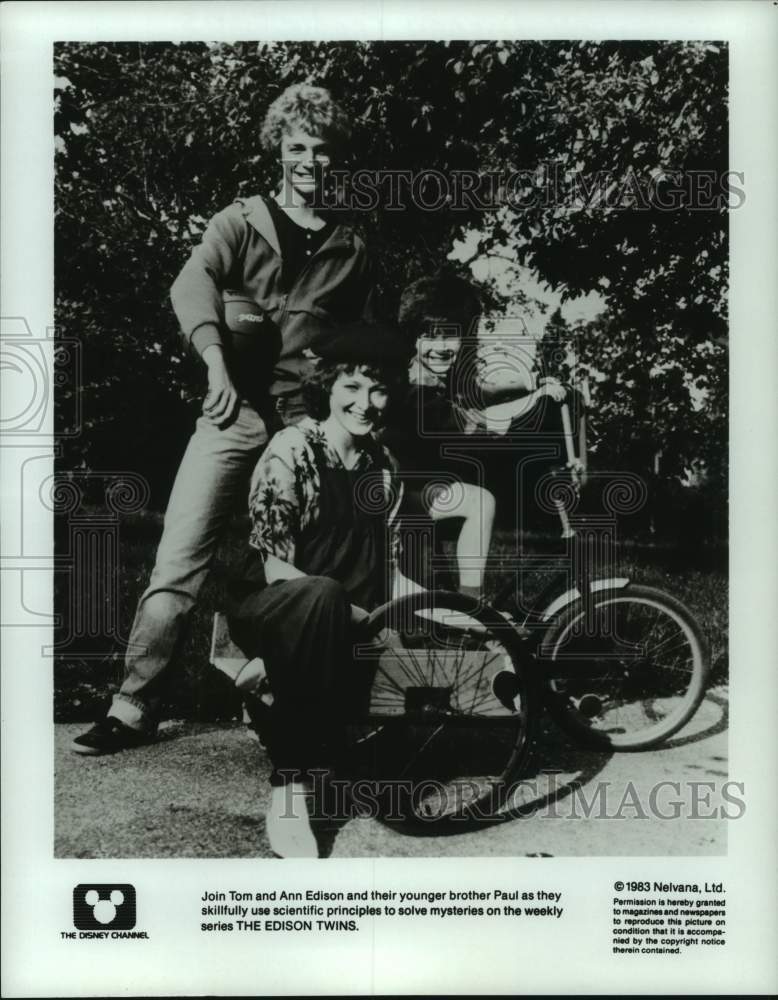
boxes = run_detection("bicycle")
[345,392,711,823]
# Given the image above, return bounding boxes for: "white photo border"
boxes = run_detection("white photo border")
[1,1,776,995]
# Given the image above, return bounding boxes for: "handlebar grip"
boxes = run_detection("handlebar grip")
[560,402,577,466]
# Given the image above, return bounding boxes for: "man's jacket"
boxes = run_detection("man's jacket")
[170,195,372,401]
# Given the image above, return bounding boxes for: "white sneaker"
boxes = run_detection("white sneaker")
[265,783,318,858]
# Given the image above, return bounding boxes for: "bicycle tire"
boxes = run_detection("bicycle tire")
[344,590,538,823]
[540,583,710,751]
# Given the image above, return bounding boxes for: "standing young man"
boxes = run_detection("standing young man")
[73,83,373,754]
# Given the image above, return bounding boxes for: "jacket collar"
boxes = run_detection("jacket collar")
[242,195,355,255]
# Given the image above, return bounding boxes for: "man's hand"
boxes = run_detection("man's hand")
[202,344,240,427]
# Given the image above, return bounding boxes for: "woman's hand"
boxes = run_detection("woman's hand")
[538,377,566,403]
[350,604,371,627]
[263,554,306,585]
[392,570,427,601]
[202,344,240,427]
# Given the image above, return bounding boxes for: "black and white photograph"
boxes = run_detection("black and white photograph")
[51,34,731,861]
[2,1,776,996]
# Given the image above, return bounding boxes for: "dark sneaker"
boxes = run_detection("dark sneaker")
[491,670,522,713]
[70,718,152,756]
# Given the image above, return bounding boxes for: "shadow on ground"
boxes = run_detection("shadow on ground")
[56,687,728,859]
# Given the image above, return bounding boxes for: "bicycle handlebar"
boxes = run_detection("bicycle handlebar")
[550,387,587,487]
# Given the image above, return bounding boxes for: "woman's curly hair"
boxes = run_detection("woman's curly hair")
[302,361,408,421]
[260,83,352,154]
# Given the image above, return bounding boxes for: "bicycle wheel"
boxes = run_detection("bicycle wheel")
[344,591,537,823]
[540,584,710,750]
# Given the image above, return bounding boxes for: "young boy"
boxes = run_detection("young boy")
[384,275,568,599]
[384,274,496,600]
[73,83,373,755]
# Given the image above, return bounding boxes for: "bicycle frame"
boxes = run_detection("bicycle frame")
[355,386,709,789]
[491,391,631,632]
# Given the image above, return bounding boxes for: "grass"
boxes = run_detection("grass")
[54,511,728,722]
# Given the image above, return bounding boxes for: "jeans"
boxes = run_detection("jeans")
[109,401,269,731]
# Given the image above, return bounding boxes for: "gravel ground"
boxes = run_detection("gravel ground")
[55,687,728,859]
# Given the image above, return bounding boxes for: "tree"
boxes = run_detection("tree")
[54,40,728,503]
[453,40,728,348]
[543,308,727,539]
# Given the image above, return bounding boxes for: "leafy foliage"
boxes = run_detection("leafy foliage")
[539,306,727,542]
[54,40,728,508]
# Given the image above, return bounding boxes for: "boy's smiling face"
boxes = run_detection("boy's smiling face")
[279,127,333,202]
[415,324,463,379]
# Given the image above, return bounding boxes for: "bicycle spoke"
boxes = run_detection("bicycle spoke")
[450,649,504,704]
[397,722,447,778]
[646,628,693,661]
[468,690,512,716]
[344,595,535,821]
[545,587,709,750]
[387,646,430,690]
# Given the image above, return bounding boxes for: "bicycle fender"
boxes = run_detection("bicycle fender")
[540,577,631,621]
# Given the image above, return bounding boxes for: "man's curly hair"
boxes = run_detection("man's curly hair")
[302,362,408,421]
[260,83,351,154]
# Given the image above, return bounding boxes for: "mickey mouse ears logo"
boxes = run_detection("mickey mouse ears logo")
[73,884,136,930]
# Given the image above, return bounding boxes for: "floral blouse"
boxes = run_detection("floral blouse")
[247,418,403,609]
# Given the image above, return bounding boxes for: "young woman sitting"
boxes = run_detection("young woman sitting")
[225,323,411,858]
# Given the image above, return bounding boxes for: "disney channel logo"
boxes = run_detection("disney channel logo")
[61,884,149,940]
